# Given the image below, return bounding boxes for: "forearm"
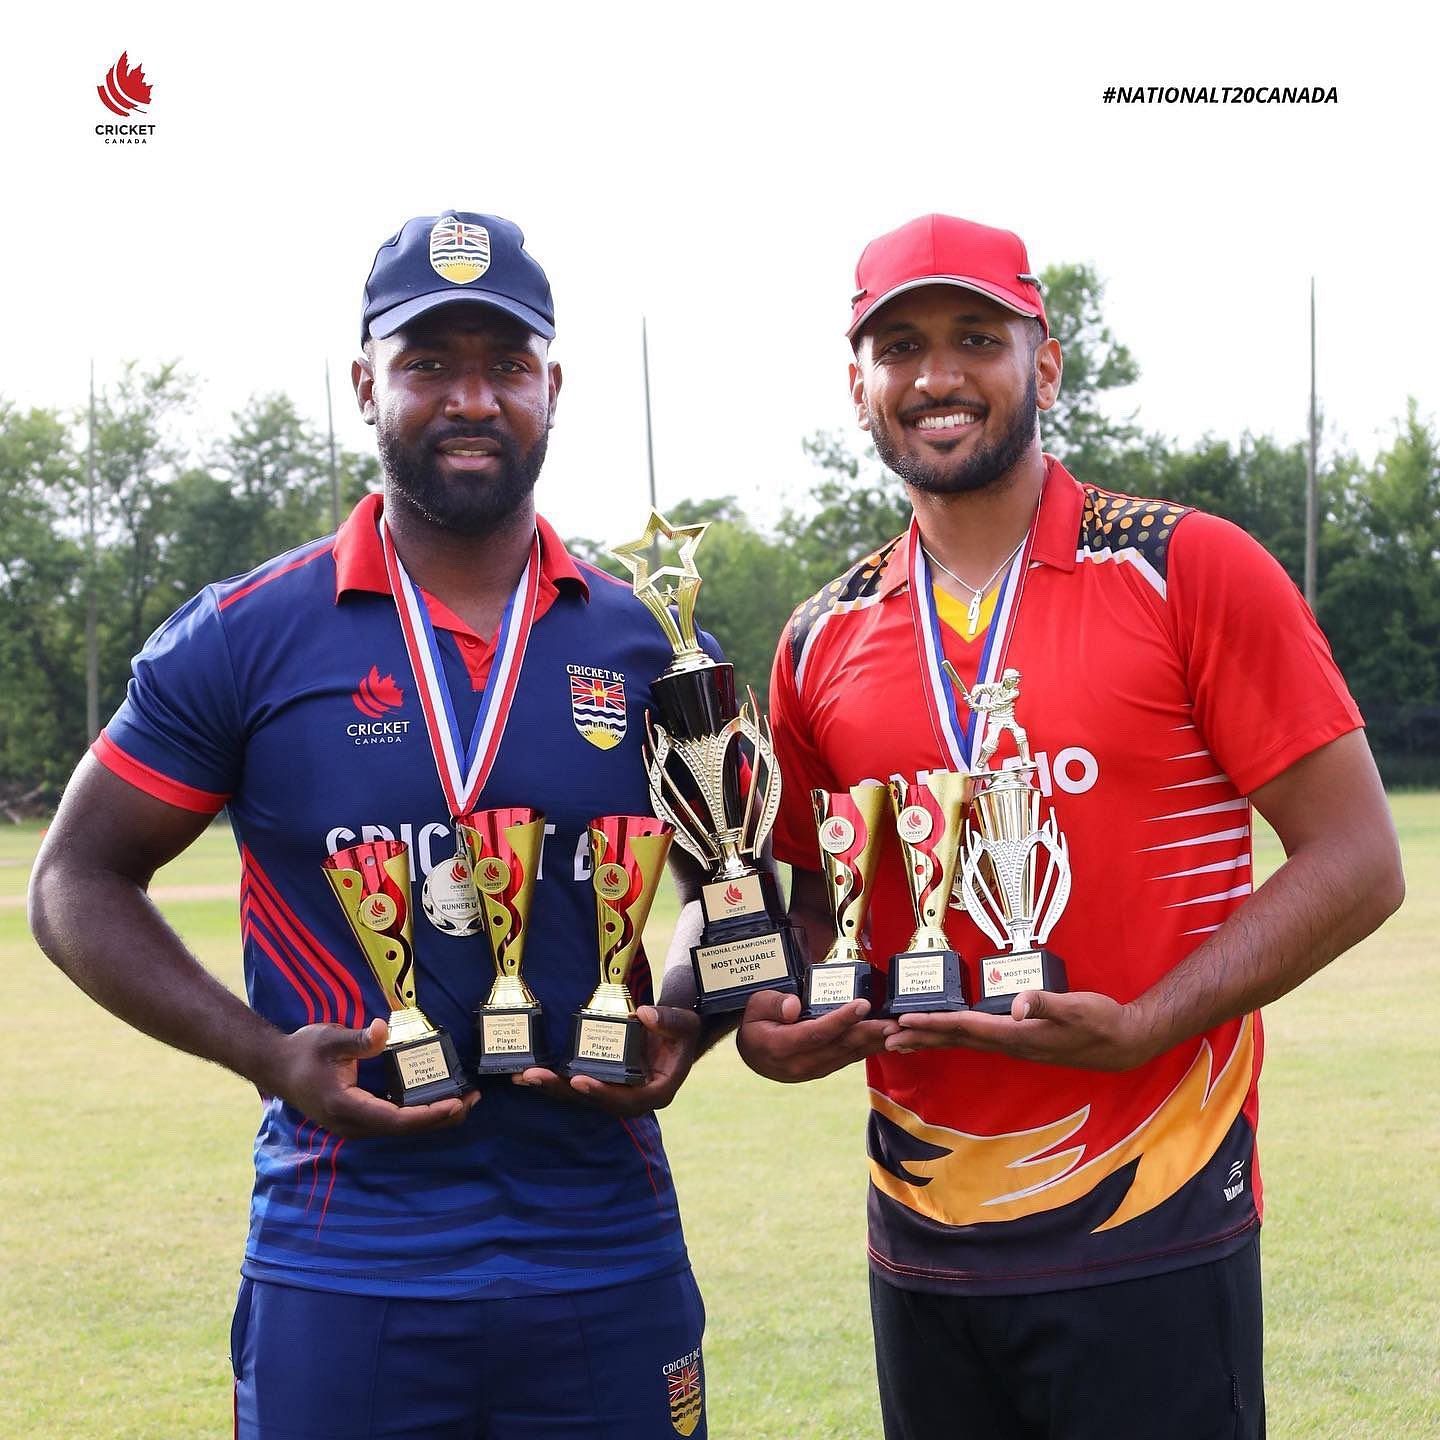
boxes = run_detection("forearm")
[29,861,288,1091]
[1132,830,1403,1057]
[656,897,738,1053]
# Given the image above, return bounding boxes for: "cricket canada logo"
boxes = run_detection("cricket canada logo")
[430,216,491,284]
[347,668,411,746]
[567,664,627,751]
[663,1348,703,1436]
[96,51,157,144]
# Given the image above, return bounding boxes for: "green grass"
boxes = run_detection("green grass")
[2,800,1436,1437]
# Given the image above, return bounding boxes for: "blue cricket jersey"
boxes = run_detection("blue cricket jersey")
[97,493,699,1299]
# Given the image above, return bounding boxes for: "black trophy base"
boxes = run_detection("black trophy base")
[473,1004,544,1075]
[691,916,806,1016]
[885,948,970,1016]
[974,949,1069,1014]
[567,1010,647,1086]
[802,960,873,1018]
[382,1028,471,1107]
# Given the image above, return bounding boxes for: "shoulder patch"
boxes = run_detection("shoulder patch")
[788,536,901,674]
[1079,488,1191,580]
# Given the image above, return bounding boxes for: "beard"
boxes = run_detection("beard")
[870,371,1038,496]
[377,416,550,536]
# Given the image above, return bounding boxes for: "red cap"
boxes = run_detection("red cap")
[847,214,1047,342]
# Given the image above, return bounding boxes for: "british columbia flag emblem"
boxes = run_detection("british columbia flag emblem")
[665,1356,703,1435]
[569,671,627,751]
[429,216,491,284]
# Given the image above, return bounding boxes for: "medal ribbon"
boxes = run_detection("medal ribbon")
[907,514,1037,771]
[380,516,541,818]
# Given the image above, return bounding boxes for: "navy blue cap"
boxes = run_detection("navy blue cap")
[361,211,555,344]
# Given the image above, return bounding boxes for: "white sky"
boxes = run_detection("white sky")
[7,0,1437,545]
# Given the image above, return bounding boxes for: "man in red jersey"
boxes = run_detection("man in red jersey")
[738,214,1404,1440]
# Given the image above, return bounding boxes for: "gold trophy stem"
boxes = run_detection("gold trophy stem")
[908,925,953,954]
[822,936,867,966]
[484,974,539,1010]
[386,1007,433,1044]
[581,981,637,1018]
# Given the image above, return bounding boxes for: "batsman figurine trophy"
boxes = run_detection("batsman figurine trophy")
[456,807,546,1074]
[322,838,471,1106]
[886,771,974,1014]
[945,663,1072,1013]
[612,511,805,1015]
[804,782,889,1016]
[569,815,673,1085]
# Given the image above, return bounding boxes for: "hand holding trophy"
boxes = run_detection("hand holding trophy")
[944,663,1072,1013]
[322,839,471,1106]
[612,511,805,1014]
[455,807,546,1074]
[568,815,674,1086]
[804,782,889,1016]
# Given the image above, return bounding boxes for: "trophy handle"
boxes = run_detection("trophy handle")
[958,831,1009,951]
[1029,815,1072,948]
[736,695,782,862]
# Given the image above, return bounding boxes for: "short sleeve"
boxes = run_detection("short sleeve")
[1167,513,1362,796]
[93,588,244,813]
[767,614,837,871]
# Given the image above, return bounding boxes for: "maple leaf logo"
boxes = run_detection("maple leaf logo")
[352,666,405,718]
[98,52,152,117]
[825,821,847,847]
[482,860,504,885]
[365,897,389,922]
[988,966,1004,986]
[723,883,744,905]
[449,859,469,884]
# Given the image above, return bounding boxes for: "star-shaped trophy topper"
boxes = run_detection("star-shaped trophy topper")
[610,510,710,665]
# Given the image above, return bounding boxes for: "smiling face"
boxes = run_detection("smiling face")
[353,304,562,535]
[850,286,1061,497]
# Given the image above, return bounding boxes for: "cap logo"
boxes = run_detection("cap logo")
[429,217,491,284]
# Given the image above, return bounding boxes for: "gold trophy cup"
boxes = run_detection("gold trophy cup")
[804,782,889,1016]
[568,815,674,1086]
[322,838,471,1105]
[886,772,974,1015]
[456,807,546,1073]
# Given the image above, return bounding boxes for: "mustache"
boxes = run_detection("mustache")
[425,421,515,451]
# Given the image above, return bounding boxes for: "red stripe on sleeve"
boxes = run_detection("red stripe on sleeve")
[92,731,230,814]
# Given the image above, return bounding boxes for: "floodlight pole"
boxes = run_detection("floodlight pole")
[1304,278,1318,609]
[326,359,340,531]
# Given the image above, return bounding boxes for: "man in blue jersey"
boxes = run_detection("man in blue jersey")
[30,212,712,1440]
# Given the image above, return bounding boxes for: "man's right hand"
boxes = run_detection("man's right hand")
[736,988,898,1083]
[266,1018,479,1138]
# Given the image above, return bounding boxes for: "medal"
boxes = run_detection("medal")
[420,852,484,936]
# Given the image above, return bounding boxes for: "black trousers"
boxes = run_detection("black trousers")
[871,1235,1264,1440]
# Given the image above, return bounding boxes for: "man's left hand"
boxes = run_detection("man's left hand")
[511,1004,702,1115]
[885,989,1157,1072]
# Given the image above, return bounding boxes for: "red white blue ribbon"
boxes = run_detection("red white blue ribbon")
[380,516,541,818]
[907,516,1035,772]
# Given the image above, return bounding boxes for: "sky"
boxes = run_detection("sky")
[7,0,1437,546]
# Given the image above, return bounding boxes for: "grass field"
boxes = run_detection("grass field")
[2,799,1437,1438]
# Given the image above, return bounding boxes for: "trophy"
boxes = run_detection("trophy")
[322,838,471,1106]
[611,510,805,1015]
[803,782,889,1016]
[885,772,974,1014]
[568,815,674,1085]
[455,807,545,1074]
[946,665,1071,1013]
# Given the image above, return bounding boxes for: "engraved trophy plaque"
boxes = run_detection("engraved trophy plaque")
[947,665,1072,1013]
[886,772,974,1015]
[803,782,889,1016]
[568,815,674,1086]
[322,838,471,1106]
[455,807,545,1074]
[611,510,805,1014]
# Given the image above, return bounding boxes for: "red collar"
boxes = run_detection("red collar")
[332,492,589,606]
[873,455,1083,598]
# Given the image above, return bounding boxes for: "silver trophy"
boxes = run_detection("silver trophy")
[944,663,1072,1013]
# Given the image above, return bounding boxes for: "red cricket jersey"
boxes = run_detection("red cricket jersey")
[769,458,1362,1294]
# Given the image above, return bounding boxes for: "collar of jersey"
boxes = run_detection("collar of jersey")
[331,492,589,619]
[872,454,1084,599]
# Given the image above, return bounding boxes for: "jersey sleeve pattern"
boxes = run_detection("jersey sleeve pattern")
[1166,511,1362,795]
[94,587,243,812]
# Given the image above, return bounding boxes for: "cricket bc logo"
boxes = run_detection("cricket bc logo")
[662,1347,703,1436]
[430,216,491,283]
[567,664,627,750]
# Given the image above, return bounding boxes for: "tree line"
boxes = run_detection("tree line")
[2,268,1436,814]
